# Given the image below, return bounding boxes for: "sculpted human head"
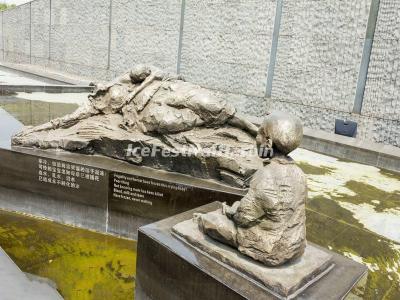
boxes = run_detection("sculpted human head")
[256,112,303,158]
[130,65,152,83]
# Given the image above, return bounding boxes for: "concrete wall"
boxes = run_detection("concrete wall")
[1,0,400,147]
[3,3,31,63]
[31,0,50,66]
[110,0,181,74]
[362,0,400,146]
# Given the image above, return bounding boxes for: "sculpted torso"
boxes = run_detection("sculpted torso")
[196,113,307,266]
[17,65,256,137]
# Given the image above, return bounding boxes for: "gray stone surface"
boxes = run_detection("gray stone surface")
[31,0,50,66]
[173,218,333,298]
[3,4,31,64]
[272,0,370,112]
[110,0,181,74]
[0,62,93,85]
[301,126,400,173]
[0,12,3,60]
[218,92,267,118]
[2,0,400,148]
[266,98,400,147]
[0,246,63,300]
[180,0,275,97]
[363,0,400,121]
[49,0,110,76]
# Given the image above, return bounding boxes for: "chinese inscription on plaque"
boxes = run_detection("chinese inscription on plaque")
[37,158,105,189]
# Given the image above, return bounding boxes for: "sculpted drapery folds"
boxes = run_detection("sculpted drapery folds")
[196,113,307,266]
[12,65,262,188]
[14,65,257,137]
[13,65,308,266]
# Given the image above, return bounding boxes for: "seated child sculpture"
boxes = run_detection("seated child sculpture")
[195,112,307,266]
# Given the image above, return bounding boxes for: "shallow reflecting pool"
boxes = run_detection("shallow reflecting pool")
[0,210,136,300]
[0,99,399,299]
[0,92,87,126]
[293,149,400,300]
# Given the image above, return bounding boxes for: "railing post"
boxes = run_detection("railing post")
[265,0,283,98]
[177,0,186,74]
[353,0,380,114]
[107,0,113,70]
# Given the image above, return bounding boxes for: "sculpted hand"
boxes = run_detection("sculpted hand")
[223,201,240,219]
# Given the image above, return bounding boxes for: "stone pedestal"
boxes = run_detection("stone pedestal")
[135,202,368,300]
[0,147,243,238]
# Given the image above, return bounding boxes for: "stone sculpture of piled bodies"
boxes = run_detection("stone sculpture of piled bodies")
[12,65,262,188]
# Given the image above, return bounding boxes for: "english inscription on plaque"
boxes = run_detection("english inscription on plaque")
[109,172,242,220]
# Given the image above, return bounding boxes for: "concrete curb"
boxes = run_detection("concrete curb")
[0,84,94,94]
[302,128,400,174]
[0,62,92,86]
[246,114,400,174]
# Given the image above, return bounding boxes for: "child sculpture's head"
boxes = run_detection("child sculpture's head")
[256,112,303,158]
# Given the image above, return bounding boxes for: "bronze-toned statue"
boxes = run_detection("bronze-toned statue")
[14,65,257,137]
[12,65,263,188]
[195,113,307,266]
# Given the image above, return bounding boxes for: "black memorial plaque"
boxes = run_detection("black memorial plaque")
[0,147,245,224]
[109,171,242,220]
[0,148,108,209]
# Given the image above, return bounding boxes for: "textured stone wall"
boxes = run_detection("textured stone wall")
[362,0,400,145]
[110,0,181,75]
[177,0,275,117]
[0,12,3,60]
[48,0,110,79]
[1,0,400,147]
[272,0,371,112]
[180,0,275,99]
[3,4,31,63]
[31,0,50,66]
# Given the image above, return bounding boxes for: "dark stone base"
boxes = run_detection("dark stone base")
[0,147,244,238]
[135,202,368,300]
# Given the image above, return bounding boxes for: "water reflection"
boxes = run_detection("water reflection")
[0,99,78,127]
[0,108,23,149]
[0,98,78,149]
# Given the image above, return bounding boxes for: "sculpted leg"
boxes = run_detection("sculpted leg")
[195,209,238,248]
[13,101,98,138]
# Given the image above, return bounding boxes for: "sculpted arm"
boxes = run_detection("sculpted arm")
[230,190,265,227]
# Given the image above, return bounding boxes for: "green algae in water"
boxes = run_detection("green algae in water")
[296,151,400,299]
[0,210,136,300]
[307,204,400,300]
[297,161,335,176]
[342,180,400,213]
